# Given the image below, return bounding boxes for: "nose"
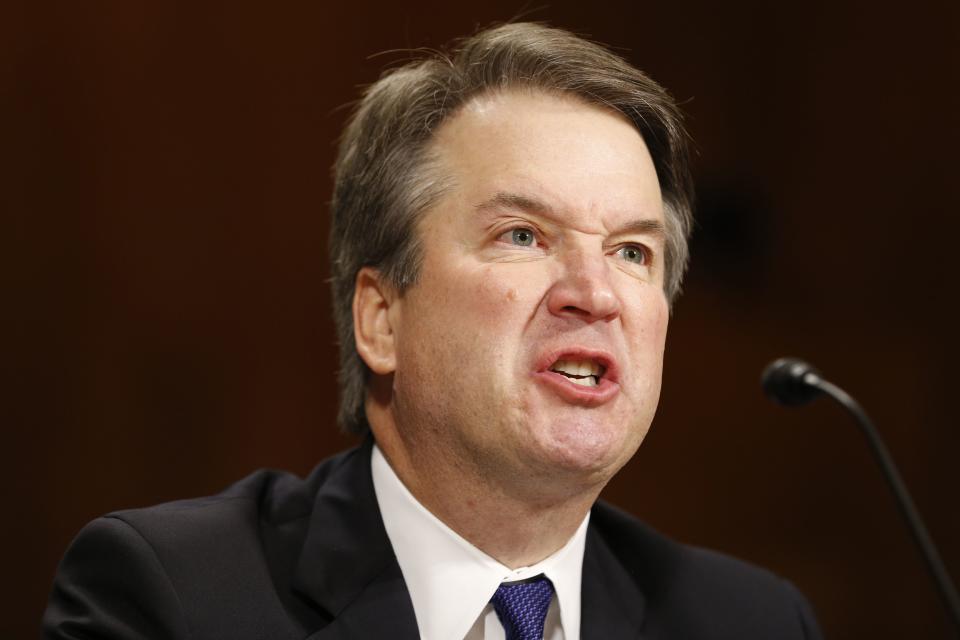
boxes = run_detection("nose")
[546,249,621,322]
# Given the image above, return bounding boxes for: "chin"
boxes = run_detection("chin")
[534,415,643,479]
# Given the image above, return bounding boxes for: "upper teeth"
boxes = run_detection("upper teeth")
[551,359,603,378]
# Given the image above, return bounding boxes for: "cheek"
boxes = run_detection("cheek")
[403,265,535,363]
[648,305,669,351]
[634,291,669,340]
[624,292,669,378]
[453,265,539,325]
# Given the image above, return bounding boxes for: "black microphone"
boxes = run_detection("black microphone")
[761,357,823,406]
[762,357,960,635]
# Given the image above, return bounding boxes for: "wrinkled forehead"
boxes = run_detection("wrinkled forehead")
[423,89,664,230]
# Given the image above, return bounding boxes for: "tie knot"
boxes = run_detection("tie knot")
[490,575,555,640]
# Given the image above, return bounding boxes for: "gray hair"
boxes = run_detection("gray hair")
[329,22,694,434]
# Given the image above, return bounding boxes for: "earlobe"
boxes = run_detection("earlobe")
[353,267,397,375]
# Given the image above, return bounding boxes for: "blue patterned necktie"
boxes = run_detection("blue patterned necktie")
[490,575,555,640]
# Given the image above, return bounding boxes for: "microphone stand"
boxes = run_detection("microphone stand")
[774,364,960,635]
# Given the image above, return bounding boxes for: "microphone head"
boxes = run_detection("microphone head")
[761,357,823,406]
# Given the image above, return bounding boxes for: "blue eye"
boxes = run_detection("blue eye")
[510,228,536,246]
[617,245,647,264]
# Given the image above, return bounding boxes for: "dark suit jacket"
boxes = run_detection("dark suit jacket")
[44,440,823,639]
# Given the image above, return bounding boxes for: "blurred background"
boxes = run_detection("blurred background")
[4,1,959,637]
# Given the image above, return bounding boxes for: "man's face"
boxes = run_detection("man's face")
[387,90,669,496]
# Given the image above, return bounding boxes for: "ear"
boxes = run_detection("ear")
[353,267,397,375]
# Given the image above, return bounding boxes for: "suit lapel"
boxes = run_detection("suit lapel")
[580,520,648,639]
[292,438,420,639]
[288,441,649,639]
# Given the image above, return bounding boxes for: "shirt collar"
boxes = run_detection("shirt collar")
[371,444,588,640]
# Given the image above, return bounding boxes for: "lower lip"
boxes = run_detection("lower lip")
[533,370,620,406]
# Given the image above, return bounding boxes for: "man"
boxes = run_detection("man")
[45,23,822,639]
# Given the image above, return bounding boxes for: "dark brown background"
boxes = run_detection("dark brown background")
[4,1,959,638]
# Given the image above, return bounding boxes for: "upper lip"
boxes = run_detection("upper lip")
[534,347,620,383]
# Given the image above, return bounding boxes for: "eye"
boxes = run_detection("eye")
[506,227,537,247]
[616,244,648,265]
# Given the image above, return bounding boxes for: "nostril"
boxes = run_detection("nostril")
[561,305,590,316]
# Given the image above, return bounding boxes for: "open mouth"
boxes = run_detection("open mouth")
[548,359,606,387]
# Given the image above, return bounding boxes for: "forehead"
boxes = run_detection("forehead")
[427,90,663,230]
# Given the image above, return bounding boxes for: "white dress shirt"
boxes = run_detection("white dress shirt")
[371,445,588,640]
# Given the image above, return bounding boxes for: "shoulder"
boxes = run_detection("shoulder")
[589,500,822,640]
[590,499,785,591]
[44,445,364,639]
[96,445,360,560]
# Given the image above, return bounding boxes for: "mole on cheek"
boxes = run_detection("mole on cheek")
[506,289,518,301]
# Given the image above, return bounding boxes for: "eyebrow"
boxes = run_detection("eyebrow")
[614,218,667,240]
[475,192,551,215]
[474,191,667,239]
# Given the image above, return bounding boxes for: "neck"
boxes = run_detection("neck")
[370,414,602,568]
